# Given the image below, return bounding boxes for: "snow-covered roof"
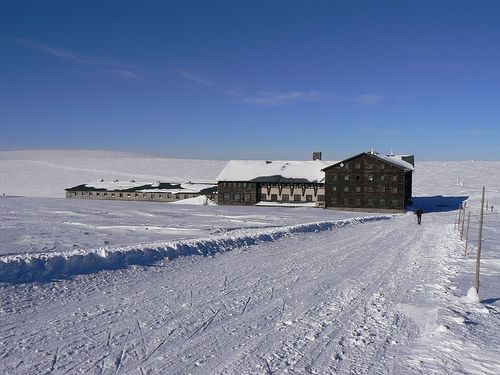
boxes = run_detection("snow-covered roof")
[375,154,414,171]
[323,152,414,171]
[66,180,216,194]
[216,160,330,183]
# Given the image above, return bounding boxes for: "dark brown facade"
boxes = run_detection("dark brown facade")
[323,153,413,212]
[217,182,259,205]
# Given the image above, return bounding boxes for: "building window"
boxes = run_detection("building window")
[392,175,398,181]
[355,175,361,180]
[355,163,361,169]
[88,192,93,196]
[344,186,349,192]
[380,186,386,193]
[392,199,398,206]
[380,175,385,181]
[271,194,277,202]
[234,193,241,201]
[111,193,115,197]
[73,192,77,196]
[143,193,146,198]
[367,164,373,169]
[159,194,163,199]
[367,198,374,206]
[331,197,337,205]
[150,194,154,199]
[331,174,337,180]
[317,195,325,201]
[368,175,374,181]
[96,192,100,196]
[344,175,349,181]
[380,199,385,206]
[306,195,313,202]
[332,186,337,192]
[244,193,251,202]
[343,198,349,206]
[224,193,230,201]
[104,193,107,197]
[380,164,385,169]
[119,193,123,198]
[282,194,289,201]
[294,194,301,202]
[367,186,373,192]
[135,193,139,198]
[392,187,398,194]
[356,186,361,193]
[355,198,361,206]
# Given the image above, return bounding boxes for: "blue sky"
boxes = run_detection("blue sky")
[1,1,500,160]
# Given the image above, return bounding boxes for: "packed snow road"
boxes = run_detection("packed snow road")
[0,211,457,374]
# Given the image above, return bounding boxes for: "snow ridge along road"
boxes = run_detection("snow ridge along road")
[0,215,391,284]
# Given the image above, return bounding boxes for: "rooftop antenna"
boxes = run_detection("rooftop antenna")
[390,148,394,156]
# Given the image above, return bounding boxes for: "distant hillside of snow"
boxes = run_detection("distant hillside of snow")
[0,150,227,198]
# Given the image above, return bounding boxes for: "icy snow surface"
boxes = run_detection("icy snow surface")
[1,152,500,374]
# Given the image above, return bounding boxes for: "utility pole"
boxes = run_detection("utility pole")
[475,187,485,293]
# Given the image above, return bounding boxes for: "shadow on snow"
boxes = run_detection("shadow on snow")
[408,195,469,213]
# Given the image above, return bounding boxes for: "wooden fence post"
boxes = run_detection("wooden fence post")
[464,211,471,256]
[460,202,467,241]
[475,187,485,293]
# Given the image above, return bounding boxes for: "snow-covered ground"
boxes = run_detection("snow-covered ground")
[1,151,500,374]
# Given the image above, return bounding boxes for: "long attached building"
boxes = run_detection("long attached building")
[216,160,329,206]
[322,151,414,212]
[65,181,217,203]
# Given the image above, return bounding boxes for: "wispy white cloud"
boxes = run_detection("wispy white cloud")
[173,68,323,106]
[352,94,385,106]
[457,129,497,136]
[174,69,214,86]
[3,36,139,80]
[240,90,322,106]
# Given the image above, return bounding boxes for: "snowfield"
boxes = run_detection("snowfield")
[1,151,500,374]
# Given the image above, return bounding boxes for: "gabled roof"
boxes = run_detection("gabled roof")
[216,160,330,183]
[322,152,414,172]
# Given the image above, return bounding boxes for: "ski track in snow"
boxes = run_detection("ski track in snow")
[1,212,487,375]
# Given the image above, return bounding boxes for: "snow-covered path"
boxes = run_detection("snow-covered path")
[1,212,462,374]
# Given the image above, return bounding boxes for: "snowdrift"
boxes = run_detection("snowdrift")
[0,215,391,284]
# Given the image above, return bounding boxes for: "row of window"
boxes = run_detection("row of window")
[220,182,254,188]
[72,191,188,199]
[331,174,398,182]
[330,197,400,207]
[332,186,398,193]
[222,193,252,202]
[341,162,387,170]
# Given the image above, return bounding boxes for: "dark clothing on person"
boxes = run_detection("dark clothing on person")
[416,209,423,224]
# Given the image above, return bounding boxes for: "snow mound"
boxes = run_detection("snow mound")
[0,215,391,284]
[169,195,216,206]
[461,287,480,304]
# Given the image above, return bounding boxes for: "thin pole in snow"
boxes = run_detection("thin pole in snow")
[475,186,485,293]
[460,202,467,241]
[464,211,471,256]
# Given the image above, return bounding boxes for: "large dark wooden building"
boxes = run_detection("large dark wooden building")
[322,152,414,212]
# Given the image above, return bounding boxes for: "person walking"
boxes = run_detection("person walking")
[416,208,423,225]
